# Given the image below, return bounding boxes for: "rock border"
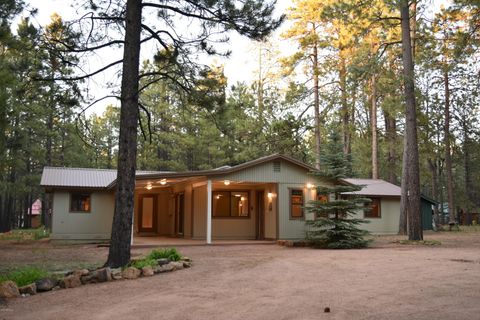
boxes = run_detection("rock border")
[0,257,192,299]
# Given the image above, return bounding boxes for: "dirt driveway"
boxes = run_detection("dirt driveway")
[2,232,480,320]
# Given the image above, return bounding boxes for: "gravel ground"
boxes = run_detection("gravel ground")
[1,232,480,320]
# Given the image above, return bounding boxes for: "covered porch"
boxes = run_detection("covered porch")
[132,176,279,245]
[132,236,275,248]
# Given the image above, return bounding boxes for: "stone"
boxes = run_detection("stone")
[18,283,36,295]
[111,268,122,280]
[93,268,112,283]
[156,258,170,266]
[59,275,82,289]
[122,267,141,280]
[161,263,175,272]
[0,281,20,299]
[72,269,90,278]
[182,261,192,268]
[142,266,154,277]
[181,257,192,262]
[81,268,111,284]
[80,274,94,284]
[152,265,165,274]
[170,261,184,270]
[35,278,58,292]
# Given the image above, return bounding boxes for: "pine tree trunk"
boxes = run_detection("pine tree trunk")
[384,112,397,184]
[400,0,422,240]
[313,40,321,170]
[106,0,143,268]
[443,68,456,227]
[428,159,440,226]
[371,75,378,179]
[339,56,350,155]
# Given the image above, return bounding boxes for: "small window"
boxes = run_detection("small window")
[70,193,91,212]
[290,189,304,219]
[212,191,249,218]
[317,194,329,203]
[316,194,329,218]
[365,198,381,218]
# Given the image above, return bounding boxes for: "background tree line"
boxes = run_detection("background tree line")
[1,0,479,234]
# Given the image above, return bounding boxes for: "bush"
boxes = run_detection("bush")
[0,266,49,287]
[128,248,182,269]
[147,248,182,261]
[129,258,157,269]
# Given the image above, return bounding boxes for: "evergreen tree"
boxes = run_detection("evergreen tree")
[306,131,371,249]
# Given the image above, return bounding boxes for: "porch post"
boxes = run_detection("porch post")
[131,208,134,246]
[206,179,212,244]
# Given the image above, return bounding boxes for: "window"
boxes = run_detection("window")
[212,191,249,218]
[290,189,304,219]
[317,194,329,203]
[316,193,329,218]
[365,198,381,218]
[70,193,91,212]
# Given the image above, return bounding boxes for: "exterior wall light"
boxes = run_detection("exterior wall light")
[159,179,167,185]
[145,183,153,190]
[224,180,231,186]
[306,183,315,189]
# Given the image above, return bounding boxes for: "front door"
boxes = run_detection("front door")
[138,194,157,233]
[256,191,265,240]
[175,193,185,236]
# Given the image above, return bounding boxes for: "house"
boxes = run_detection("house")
[343,178,435,233]
[28,199,42,228]
[41,154,321,242]
[40,154,432,243]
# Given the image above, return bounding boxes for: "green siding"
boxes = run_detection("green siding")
[421,199,433,230]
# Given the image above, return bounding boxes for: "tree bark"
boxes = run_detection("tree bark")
[443,67,456,227]
[428,159,440,227]
[313,36,321,170]
[384,112,397,184]
[400,0,422,240]
[371,75,378,179]
[339,56,350,155]
[106,0,143,268]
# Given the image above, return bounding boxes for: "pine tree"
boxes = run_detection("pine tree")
[306,131,371,249]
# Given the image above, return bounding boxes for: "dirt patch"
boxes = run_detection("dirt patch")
[2,233,480,320]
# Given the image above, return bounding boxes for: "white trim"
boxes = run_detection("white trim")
[206,179,212,244]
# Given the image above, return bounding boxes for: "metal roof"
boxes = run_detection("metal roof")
[41,154,316,190]
[342,178,401,197]
[40,167,164,189]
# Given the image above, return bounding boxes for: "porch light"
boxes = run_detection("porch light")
[224,180,231,186]
[159,179,167,185]
[145,183,153,190]
[306,183,315,189]
[267,192,274,200]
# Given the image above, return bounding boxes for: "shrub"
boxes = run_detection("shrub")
[0,266,49,287]
[129,258,157,269]
[147,248,182,261]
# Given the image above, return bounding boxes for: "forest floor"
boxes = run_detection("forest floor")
[1,231,480,320]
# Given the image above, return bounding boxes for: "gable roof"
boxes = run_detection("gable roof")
[41,154,315,189]
[342,178,401,197]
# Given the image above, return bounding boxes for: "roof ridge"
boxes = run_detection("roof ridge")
[43,166,117,172]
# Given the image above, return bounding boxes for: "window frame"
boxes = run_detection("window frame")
[212,190,251,219]
[69,192,92,213]
[289,188,304,220]
[364,197,381,219]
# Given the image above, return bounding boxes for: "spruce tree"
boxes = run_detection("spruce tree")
[306,131,371,249]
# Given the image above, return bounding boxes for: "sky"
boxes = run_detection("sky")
[19,0,449,115]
